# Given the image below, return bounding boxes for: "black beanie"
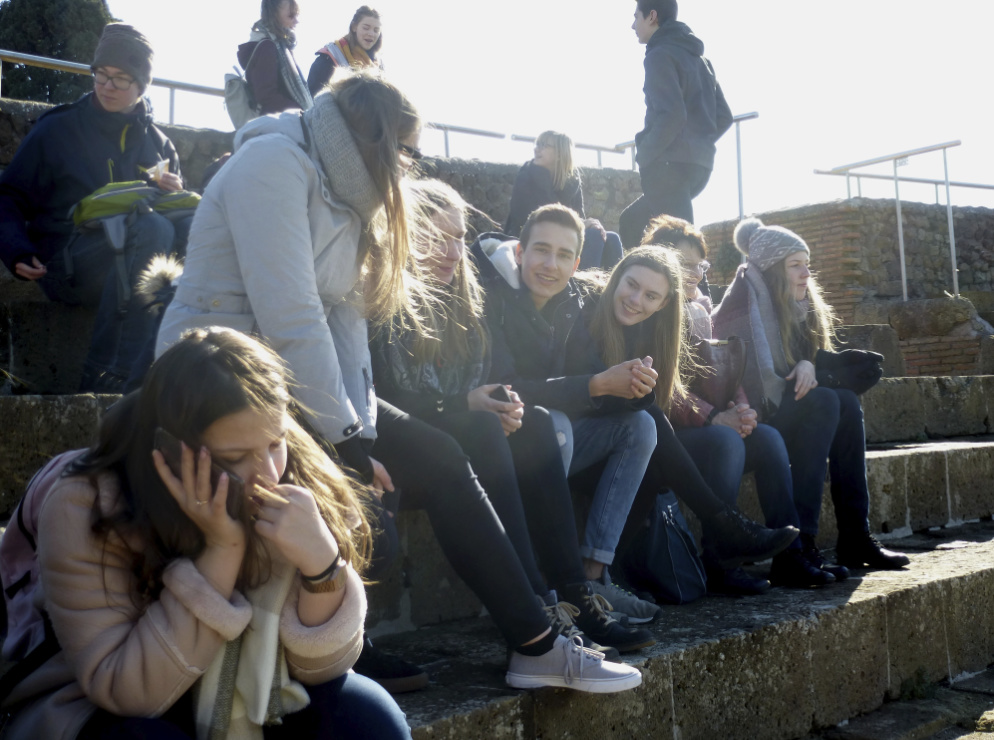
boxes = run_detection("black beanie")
[91,23,154,91]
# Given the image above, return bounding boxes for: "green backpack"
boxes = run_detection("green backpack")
[71,180,201,227]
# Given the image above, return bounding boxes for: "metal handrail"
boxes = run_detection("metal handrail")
[816,141,964,300]
[0,49,224,125]
[509,133,627,169]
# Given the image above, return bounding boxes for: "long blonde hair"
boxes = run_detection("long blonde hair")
[402,178,488,366]
[764,258,836,366]
[588,246,692,411]
[535,130,577,193]
[330,70,426,329]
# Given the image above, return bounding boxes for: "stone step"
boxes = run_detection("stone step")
[3,395,994,635]
[379,522,994,739]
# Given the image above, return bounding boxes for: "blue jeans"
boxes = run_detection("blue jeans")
[578,227,624,271]
[767,387,870,537]
[566,411,657,565]
[676,423,800,533]
[39,211,191,391]
[78,671,411,739]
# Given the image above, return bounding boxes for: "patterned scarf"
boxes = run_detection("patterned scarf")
[334,37,377,69]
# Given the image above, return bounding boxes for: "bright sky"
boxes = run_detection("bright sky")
[106,0,994,228]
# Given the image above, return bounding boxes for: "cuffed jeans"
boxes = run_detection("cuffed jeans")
[676,423,800,532]
[767,387,871,537]
[565,410,657,565]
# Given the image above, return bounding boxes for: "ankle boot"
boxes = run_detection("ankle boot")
[769,547,835,588]
[800,534,850,581]
[703,507,799,569]
[836,531,910,570]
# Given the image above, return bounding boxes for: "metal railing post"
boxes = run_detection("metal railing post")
[735,118,744,218]
[168,88,175,125]
[943,148,959,297]
[894,160,908,302]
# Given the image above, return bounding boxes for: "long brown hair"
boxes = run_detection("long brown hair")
[588,246,692,410]
[255,0,298,45]
[763,258,836,366]
[329,70,426,329]
[70,328,371,599]
[535,130,577,193]
[401,178,488,366]
[347,6,383,57]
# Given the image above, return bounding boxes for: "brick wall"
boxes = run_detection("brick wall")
[899,336,982,377]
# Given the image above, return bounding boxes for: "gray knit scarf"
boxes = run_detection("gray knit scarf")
[303,95,381,224]
[251,29,313,113]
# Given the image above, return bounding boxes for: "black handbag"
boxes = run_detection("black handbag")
[618,491,707,605]
[814,348,884,395]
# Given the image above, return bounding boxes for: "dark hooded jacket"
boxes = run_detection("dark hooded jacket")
[0,93,179,276]
[635,20,733,170]
[473,233,653,418]
[503,161,584,238]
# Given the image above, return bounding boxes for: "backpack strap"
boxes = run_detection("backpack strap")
[0,615,60,706]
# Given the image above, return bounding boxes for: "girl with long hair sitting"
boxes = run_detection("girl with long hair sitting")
[371,178,654,657]
[308,6,384,95]
[504,130,623,271]
[646,215,833,590]
[156,71,638,694]
[712,218,910,572]
[239,0,313,116]
[0,327,411,739]
[581,247,798,596]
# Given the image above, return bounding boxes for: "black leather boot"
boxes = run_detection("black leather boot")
[703,508,799,569]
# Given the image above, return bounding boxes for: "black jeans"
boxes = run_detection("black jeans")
[372,399,551,648]
[618,405,727,554]
[619,161,712,247]
[428,406,586,594]
[767,387,871,537]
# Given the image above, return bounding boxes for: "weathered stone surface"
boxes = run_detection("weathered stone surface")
[922,377,988,438]
[944,569,994,677]
[865,451,910,535]
[2,300,96,394]
[837,324,907,377]
[823,688,994,740]
[0,395,116,517]
[905,447,950,531]
[889,298,977,340]
[883,580,952,700]
[863,378,927,443]
[947,445,994,523]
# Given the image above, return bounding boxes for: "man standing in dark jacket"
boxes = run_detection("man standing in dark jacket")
[619,0,732,247]
[0,24,190,392]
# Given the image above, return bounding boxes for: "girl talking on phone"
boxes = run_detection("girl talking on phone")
[0,328,412,739]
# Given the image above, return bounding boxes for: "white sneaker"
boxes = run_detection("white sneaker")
[589,569,661,625]
[506,635,642,693]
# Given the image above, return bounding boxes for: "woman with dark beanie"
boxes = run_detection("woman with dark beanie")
[712,218,910,575]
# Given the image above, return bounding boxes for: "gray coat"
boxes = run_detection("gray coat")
[156,110,375,445]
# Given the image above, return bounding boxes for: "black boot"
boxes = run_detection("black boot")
[558,583,656,654]
[800,534,850,581]
[703,554,770,596]
[769,547,836,588]
[836,531,910,570]
[703,508,799,569]
[353,636,429,694]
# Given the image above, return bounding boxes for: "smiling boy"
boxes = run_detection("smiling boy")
[474,204,663,624]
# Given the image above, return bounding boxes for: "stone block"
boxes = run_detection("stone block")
[0,395,116,517]
[884,581,952,698]
[411,697,530,740]
[809,598,889,726]
[862,378,926,443]
[923,377,988,438]
[399,510,484,629]
[865,451,910,535]
[947,445,994,522]
[889,297,976,340]
[533,657,672,739]
[669,621,815,740]
[3,300,96,394]
[852,300,896,326]
[943,569,994,677]
[837,324,907,376]
[905,448,950,531]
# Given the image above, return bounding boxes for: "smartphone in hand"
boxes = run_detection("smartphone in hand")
[489,385,513,404]
[154,427,246,519]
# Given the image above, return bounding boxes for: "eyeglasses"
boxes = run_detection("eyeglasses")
[683,259,711,275]
[398,143,423,161]
[92,69,136,91]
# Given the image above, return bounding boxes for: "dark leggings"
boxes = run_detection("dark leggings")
[373,399,551,648]
[428,406,586,594]
[77,671,411,739]
[767,386,870,537]
[618,405,728,553]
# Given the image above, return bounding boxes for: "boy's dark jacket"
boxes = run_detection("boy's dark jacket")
[0,93,180,276]
[472,232,653,418]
